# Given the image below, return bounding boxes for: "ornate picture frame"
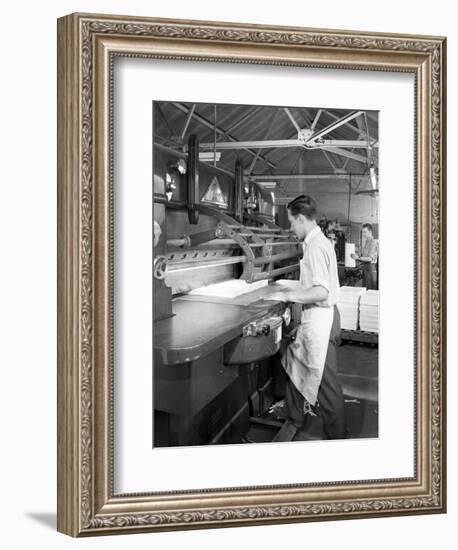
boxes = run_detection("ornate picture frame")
[57,12,446,536]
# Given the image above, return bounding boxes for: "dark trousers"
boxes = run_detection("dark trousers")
[362,263,377,290]
[276,305,347,439]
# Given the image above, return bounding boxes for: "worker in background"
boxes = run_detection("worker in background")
[352,223,378,289]
[266,195,346,439]
[323,219,337,249]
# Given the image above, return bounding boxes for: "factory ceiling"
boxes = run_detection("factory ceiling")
[153,101,379,198]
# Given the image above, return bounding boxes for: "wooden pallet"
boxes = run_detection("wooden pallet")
[340,329,378,346]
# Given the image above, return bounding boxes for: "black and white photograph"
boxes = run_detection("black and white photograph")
[153,101,379,447]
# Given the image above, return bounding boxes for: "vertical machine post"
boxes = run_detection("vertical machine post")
[187,134,199,224]
[234,159,244,223]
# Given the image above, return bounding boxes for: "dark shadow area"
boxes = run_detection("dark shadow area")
[25,512,56,530]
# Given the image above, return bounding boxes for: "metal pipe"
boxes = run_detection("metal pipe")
[254,251,298,266]
[248,242,300,247]
[167,238,237,249]
[166,229,219,249]
[226,225,284,233]
[238,232,294,239]
[167,238,189,248]
[168,257,246,272]
[250,264,300,281]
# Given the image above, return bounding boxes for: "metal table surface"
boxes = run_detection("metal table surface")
[154,284,287,365]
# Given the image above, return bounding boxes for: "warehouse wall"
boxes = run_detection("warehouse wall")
[285,176,378,224]
[313,191,378,224]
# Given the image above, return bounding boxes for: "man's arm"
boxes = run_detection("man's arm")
[265,242,331,304]
[355,238,378,263]
[269,283,328,304]
[353,254,372,263]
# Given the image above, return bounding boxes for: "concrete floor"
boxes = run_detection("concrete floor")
[246,342,378,443]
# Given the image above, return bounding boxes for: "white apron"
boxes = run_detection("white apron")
[281,305,334,406]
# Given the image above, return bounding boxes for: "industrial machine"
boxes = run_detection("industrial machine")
[319,217,346,262]
[153,135,301,447]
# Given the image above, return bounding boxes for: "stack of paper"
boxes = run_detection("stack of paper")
[337,286,366,330]
[359,290,379,333]
[345,243,356,268]
[188,279,268,298]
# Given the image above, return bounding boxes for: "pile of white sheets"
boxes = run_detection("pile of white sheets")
[337,286,367,330]
[188,279,268,298]
[359,290,379,333]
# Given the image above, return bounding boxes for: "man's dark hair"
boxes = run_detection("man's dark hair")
[362,223,373,232]
[287,194,317,220]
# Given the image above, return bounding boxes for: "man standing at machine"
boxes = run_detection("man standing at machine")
[352,223,378,290]
[267,194,346,439]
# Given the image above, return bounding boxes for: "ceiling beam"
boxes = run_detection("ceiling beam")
[318,140,378,148]
[319,146,368,164]
[323,109,364,136]
[310,109,322,130]
[224,106,264,133]
[199,139,304,150]
[307,111,364,143]
[171,103,277,169]
[179,103,196,141]
[248,110,280,174]
[249,173,367,180]
[198,138,375,150]
[321,149,340,172]
[283,107,301,132]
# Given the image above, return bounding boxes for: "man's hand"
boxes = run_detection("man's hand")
[351,253,359,260]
